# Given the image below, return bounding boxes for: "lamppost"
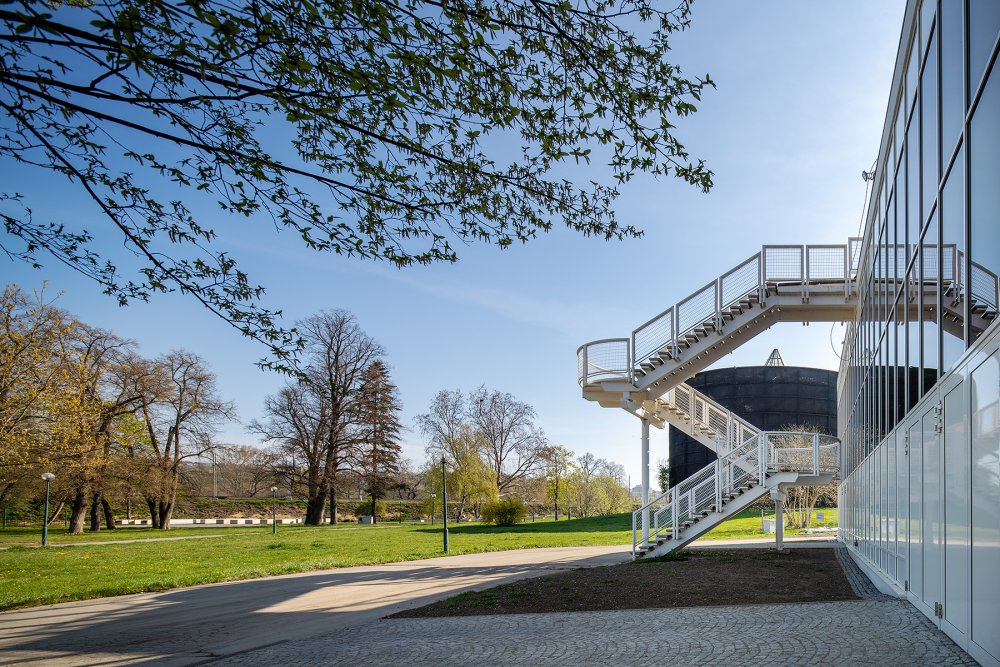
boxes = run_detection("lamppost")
[270,486,278,534]
[431,494,436,525]
[41,472,55,546]
[440,457,448,553]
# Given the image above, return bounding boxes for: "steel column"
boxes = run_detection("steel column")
[641,417,650,543]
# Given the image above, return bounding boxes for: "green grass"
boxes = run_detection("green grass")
[699,508,838,541]
[0,514,632,611]
[0,508,839,611]
[0,522,392,546]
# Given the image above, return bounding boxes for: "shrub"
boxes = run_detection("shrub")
[481,498,528,526]
[345,500,387,520]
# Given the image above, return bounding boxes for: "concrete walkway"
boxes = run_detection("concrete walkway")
[0,545,629,666]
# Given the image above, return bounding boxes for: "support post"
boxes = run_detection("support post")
[441,457,449,554]
[641,418,650,544]
[771,488,786,551]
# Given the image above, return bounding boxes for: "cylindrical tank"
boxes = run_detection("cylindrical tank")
[668,365,838,485]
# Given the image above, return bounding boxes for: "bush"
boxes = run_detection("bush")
[344,499,387,520]
[481,498,528,526]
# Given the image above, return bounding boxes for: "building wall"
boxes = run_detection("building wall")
[669,366,837,484]
[839,1,1000,664]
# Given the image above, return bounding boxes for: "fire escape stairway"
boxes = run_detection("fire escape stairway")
[631,431,839,559]
[577,241,998,408]
[640,382,760,457]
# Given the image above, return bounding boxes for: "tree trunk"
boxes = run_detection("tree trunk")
[145,497,161,529]
[101,497,116,529]
[46,500,65,526]
[68,488,87,534]
[370,495,377,523]
[89,491,102,531]
[304,491,326,525]
[329,477,338,524]
[158,499,174,529]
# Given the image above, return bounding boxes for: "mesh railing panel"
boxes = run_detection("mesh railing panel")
[971,262,999,311]
[807,246,846,281]
[707,403,729,434]
[674,384,692,415]
[632,307,673,364]
[581,339,629,385]
[720,255,760,306]
[818,442,839,475]
[921,244,940,282]
[942,244,957,283]
[764,246,803,281]
[677,282,716,334]
[849,237,863,276]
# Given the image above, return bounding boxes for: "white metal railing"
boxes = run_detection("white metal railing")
[631,431,840,554]
[578,241,861,388]
[659,383,759,455]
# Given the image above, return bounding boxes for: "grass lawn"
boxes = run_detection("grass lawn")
[0,508,838,611]
[0,522,386,546]
[0,515,631,611]
[698,508,838,540]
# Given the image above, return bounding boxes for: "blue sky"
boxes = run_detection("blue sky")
[0,1,905,482]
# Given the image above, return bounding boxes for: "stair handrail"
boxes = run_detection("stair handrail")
[579,240,861,388]
[632,431,840,554]
[660,383,761,455]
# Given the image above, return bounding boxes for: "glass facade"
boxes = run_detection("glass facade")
[840,0,1000,477]
[840,3,1000,659]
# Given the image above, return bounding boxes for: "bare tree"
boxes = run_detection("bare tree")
[136,350,234,529]
[253,310,383,525]
[469,386,547,494]
[211,445,279,498]
[252,383,329,522]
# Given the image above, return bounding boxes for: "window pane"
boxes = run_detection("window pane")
[941,144,966,370]
[921,210,940,394]
[907,28,920,117]
[941,0,963,152]
[920,0,936,52]
[922,27,939,218]
[969,0,1000,94]
[970,63,1000,341]
[907,105,921,253]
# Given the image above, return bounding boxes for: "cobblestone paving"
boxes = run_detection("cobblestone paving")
[213,598,977,667]
[834,542,891,599]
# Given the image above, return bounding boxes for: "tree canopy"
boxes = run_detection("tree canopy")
[0,0,713,367]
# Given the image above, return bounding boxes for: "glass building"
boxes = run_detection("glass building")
[838,1,1000,663]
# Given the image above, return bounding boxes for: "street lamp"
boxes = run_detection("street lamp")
[440,456,449,553]
[431,494,436,525]
[41,472,55,546]
[270,486,278,535]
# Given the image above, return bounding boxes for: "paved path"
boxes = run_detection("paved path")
[217,599,976,667]
[1,539,974,667]
[0,545,629,666]
[688,534,836,548]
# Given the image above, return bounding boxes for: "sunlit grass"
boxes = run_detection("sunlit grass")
[700,508,838,541]
[0,514,631,611]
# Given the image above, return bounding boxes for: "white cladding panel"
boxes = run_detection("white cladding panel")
[971,352,1000,659]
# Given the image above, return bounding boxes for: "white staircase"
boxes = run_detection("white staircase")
[638,382,759,456]
[632,431,839,558]
[577,238,996,558]
[577,241,998,408]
